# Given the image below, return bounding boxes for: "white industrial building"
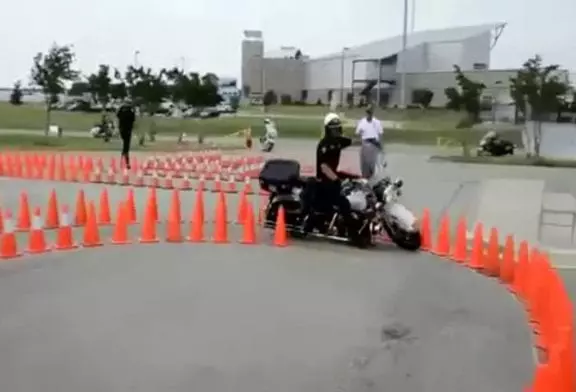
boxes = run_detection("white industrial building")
[241,23,516,107]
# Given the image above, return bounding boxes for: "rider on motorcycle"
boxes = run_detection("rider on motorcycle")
[302,113,361,243]
[262,118,277,140]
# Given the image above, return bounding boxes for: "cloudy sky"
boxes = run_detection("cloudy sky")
[1,0,575,86]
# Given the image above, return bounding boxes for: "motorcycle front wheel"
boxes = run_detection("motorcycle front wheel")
[383,222,422,251]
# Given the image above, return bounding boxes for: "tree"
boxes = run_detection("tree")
[443,65,486,156]
[123,66,169,141]
[229,95,240,112]
[509,55,570,157]
[30,44,79,135]
[510,55,569,119]
[9,81,23,105]
[444,65,485,126]
[110,69,127,101]
[198,73,222,107]
[263,90,277,107]
[87,64,112,112]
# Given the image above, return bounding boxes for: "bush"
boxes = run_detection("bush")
[263,90,277,106]
[280,94,292,105]
[316,98,323,105]
[411,88,434,108]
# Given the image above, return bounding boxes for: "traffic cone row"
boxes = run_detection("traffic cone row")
[419,209,575,391]
[0,150,263,195]
[0,186,288,258]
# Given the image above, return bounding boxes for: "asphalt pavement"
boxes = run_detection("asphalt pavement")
[2,137,574,391]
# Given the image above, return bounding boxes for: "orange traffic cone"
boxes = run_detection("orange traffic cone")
[236,190,248,224]
[166,193,183,243]
[150,187,159,222]
[139,193,159,243]
[212,192,229,243]
[468,222,484,270]
[17,191,31,231]
[239,199,256,244]
[432,214,450,256]
[168,189,182,223]
[45,189,60,229]
[27,207,49,254]
[74,189,87,226]
[98,188,112,225]
[82,201,103,247]
[484,227,500,276]
[273,206,288,247]
[187,190,205,242]
[0,210,21,259]
[451,216,468,263]
[500,235,516,288]
[54,205,77,250]
[126,188,137,224]
[111,201,131,245]
[420,208,432,251]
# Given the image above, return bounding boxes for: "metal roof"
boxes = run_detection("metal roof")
[309,23,506,62]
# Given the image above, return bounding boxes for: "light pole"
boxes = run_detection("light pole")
[133,50,140,68]
[399,0,409,108]
[339,47,350,110]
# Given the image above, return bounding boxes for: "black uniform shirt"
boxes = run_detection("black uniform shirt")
[316,136,351,181]
[117,104,136,132]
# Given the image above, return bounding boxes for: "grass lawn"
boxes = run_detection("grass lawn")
[0,102,522,146]
[429,154,576,168]
[0,134,244,152]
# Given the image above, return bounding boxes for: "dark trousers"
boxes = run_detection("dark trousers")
[120,129,132,168]
[302,180,356,235]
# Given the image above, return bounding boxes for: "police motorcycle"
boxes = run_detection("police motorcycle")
[259,118,277,152]
[89,116,117,142]
[477,131,515,157]
[258,153,422,251]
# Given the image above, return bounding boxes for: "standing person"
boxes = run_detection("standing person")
[355,107,383,178]
[116,100,136,169]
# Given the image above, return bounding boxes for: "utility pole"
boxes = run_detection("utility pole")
[399,0,409,108]
[339,47,349,110]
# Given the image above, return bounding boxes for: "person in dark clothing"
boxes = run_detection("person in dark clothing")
[116,101,136,169]
[302,112,360,242]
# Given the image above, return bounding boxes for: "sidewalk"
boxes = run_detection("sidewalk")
[472,178,576,268]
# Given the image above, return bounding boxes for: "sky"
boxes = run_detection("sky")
[1,0,575,86]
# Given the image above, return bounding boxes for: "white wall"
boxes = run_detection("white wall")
[425,41,464,71]
[460,32,491,70]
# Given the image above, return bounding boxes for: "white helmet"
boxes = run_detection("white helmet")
[264,118,272,124]
[323,112,340,126]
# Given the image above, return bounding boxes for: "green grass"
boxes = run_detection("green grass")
[242,104,464,122]
[429,155,576,168]
[0,134,244,152]
[0,102,522,146]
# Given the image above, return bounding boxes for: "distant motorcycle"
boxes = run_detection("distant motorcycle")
[89,120,117,142]
[260,135,275,152]
[477,131,515,157]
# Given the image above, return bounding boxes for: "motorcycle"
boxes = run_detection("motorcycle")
[477,133,515,157]
[259,135,275,152]
[258,158,421,250]
[89,120,117,142]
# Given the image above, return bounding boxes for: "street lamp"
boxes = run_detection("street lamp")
[339,47,350,110]
[399,0,409,108]
[133,50,140,68]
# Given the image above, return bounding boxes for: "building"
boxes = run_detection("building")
[217,77,240,104]
[241,23,521,107]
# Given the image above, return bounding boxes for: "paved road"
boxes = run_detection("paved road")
[2,137,574,391]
